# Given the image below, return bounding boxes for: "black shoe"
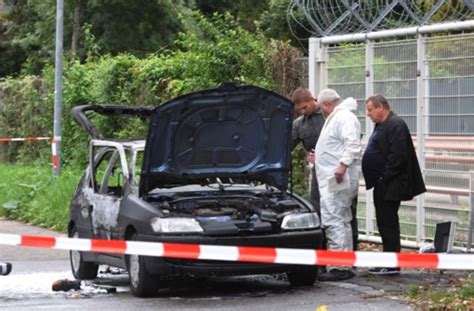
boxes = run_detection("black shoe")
[0,262,12,276]
[368,267,400,275]
[318,269,355,281]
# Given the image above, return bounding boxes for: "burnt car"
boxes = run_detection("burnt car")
[68,84,324,297]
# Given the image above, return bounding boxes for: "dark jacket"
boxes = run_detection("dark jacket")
[291,112,325,152]
[373,111,426,201]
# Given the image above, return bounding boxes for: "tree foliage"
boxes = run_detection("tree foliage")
[192,0,270,32]
[0,1,307,77]
[84,0,182,57]
[258,0,313,51]
[0,13,301,166]
[1,0,185,76]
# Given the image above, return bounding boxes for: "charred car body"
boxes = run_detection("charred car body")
[68,84,324,297]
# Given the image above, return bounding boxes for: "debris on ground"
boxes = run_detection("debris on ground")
[90,284,117,294]
[99,265,126,275]
[69,281,118,297]
[52,278,118,296]
[52,279,81,292]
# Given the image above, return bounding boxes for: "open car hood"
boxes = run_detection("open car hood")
[139,84,293,195]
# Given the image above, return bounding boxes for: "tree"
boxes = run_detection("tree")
[71,0,85,56]
[193,0,270,32]
[1,0,184,76]
[84,0,182,57]
[0,6,25,77]
[258,0,312,51]
[3,0,60,75]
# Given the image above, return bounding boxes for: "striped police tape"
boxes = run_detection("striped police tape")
[0,233,472,270]
[51,136,60,169]
[0,136,51,142]
[0,136,59,168]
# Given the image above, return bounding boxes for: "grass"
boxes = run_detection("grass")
[407,273,474,310]
[0,163,82,232]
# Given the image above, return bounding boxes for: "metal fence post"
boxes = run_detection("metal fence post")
[308,38,326,95]
[365,39,375,235]
[416,33,427,243]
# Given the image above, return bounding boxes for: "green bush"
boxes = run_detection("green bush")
[0,164,82,231]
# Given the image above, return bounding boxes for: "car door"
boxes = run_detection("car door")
[88,141,129,241]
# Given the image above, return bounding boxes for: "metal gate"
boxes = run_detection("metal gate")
[308,20,474,251]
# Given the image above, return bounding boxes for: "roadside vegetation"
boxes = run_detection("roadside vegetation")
[407,273,474,310]
[0,163,81,232]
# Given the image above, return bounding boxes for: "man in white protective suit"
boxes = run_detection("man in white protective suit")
[315,89,361,281]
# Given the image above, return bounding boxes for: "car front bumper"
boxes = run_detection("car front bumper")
[136,229,324,277]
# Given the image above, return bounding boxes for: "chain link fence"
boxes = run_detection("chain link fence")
[308,21,474,250]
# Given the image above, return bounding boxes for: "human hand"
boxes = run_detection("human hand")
[334,163,347,183]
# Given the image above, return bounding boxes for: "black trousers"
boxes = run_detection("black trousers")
[309,166,320,214]
[351,196,358,251]
[373,181,401,252]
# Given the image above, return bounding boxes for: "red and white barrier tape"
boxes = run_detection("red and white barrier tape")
[0,136,58,168]
[0,233,472,270]
[0,137,51,143]
[51,136,60,169]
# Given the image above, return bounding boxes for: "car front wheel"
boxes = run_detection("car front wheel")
[127,233,159,297]
[287,268,318,286]
[69,228,98,280]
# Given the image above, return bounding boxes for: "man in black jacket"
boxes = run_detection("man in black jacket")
[362,94,426,275]
[291,87,325,215]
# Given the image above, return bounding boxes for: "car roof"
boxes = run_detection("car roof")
[93,139,145,151]
[71,105,153,140]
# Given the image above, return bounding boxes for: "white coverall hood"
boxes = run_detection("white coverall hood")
[339,97,357,112]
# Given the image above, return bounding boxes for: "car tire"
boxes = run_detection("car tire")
[127,233,159,297]
[69,229,99,280]
[287,268,318,286]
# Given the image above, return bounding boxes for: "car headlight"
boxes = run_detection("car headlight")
[150,217,203,233]
[281,213,320,230]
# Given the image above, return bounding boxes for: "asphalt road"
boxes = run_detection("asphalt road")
[0,218,436,310]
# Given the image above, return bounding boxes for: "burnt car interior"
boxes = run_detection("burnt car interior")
[93,148,125,196]
[147,184,309,235]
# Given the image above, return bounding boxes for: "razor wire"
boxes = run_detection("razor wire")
[288,0,474,38]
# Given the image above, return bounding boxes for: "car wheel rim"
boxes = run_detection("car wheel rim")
[71,232,81,273]
[129,254,140,288]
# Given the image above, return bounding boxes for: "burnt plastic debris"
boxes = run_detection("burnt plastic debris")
[92,284,117,294]
[52,279,81,292]
[0,262,12,276]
